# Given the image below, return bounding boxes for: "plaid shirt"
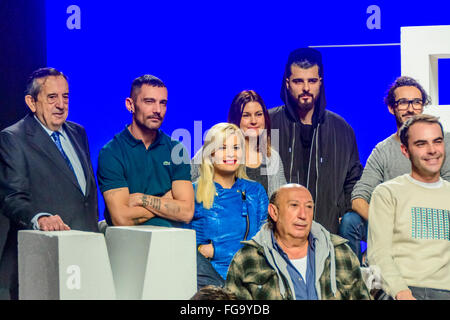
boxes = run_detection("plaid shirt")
[225,230,370,300]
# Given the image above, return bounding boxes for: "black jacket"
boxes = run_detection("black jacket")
[269,49,362,234]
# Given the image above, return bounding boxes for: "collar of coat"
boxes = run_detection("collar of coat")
[241,222,348,298]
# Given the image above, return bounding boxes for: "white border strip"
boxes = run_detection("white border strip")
[309,43,400,48]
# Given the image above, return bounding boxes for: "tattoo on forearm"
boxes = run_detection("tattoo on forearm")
[164,202,180,215]
[142,195,149,208]
[142,195,161,211]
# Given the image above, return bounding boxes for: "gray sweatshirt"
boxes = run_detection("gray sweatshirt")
[351,132,450,203]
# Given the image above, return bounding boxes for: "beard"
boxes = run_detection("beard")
[395,110,417,129]
[297,95,315,113]
[288,91,316,116]
[134,113,163,132]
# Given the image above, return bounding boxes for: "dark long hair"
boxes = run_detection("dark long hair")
[227,90,271,156]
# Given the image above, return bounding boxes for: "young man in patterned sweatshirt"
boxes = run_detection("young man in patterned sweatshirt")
[341,76,450,264]
[368,114,450,300]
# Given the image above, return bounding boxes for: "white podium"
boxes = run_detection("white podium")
[18,230,116,300]
[105,226,197,300]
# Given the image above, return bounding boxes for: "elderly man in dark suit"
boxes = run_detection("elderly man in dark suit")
[0,67,99,300]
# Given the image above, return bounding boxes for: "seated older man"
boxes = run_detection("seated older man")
[225,184,370,300]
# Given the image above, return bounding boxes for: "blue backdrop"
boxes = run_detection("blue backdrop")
[45,0,450,220]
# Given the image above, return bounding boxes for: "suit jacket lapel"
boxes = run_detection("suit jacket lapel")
[63,122,93,197]
[24,115,82,193]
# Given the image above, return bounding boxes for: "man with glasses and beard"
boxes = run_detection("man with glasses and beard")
[341,76,450,264]
[270,48,362,235]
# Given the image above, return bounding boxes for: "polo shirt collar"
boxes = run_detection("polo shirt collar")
[122,125,164,148]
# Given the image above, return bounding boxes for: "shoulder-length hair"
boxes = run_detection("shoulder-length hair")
[227,90,272,157]
[196,122,248,209]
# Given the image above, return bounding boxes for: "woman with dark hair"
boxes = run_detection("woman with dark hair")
[191,90,286,196]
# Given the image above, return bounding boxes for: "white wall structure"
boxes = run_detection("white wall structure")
[401,25,450,130]
[18,231,116,300]
[18,227,197,300]
[105,226,197,300]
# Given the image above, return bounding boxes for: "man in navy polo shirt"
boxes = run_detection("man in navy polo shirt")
[97,74,194,227]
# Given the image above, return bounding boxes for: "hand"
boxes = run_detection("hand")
[38,215,71,231]
[395,290,416,300]
[198,243,214,259]
[128,193,144,207]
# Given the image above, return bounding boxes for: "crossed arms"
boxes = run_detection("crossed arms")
[103,180,194,226]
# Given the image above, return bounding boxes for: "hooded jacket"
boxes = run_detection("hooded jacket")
[269,48,362,233]
[225,222,370,300]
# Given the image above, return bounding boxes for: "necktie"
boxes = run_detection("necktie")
[51,131,79,186]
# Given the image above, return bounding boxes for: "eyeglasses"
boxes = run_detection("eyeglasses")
[394,98,424,111]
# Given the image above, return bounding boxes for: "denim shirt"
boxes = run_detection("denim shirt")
[272,232,318,300]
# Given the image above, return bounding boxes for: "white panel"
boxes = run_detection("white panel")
[18,231,116,300]
[105,226,196,300]
[401,25,450,131]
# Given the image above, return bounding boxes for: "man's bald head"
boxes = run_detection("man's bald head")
[268,184,313,230]
[270,184,311,204]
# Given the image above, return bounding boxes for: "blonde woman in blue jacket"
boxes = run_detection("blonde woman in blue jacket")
[186,123,268,283]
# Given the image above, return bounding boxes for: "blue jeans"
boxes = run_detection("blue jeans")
[338,211,367,264]
[410,286,450,300]
[196,251,225,290]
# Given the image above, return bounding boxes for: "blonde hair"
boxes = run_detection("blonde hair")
[196,123,248,209]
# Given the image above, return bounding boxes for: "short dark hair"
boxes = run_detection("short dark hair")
[130,74,165,101]
[190,285,237,300]
[25,67,68,100]
[384,76,431,107]
[399,114,444,147]
[285,48,323,79]
[266,189,279,230]
[227,90,272,156]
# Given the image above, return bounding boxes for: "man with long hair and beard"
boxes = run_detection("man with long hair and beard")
[270,48,362,235]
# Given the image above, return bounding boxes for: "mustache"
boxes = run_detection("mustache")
[147,115,162,120]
